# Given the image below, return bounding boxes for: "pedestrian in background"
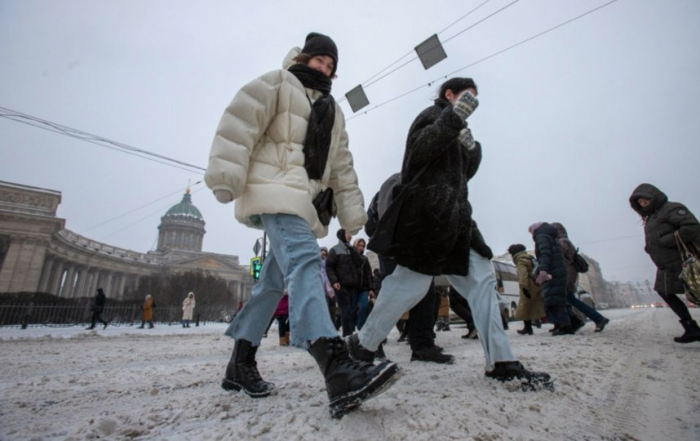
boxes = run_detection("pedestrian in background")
[182,292,196,328]
[508,244,545,336]
[274,291,290,346]
[551,223,610,332]
[139,294,154,329]
[326,229,363,336]
[86,288,108,330]
[353,238,375,330]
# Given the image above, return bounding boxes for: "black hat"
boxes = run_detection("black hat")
[336,228,347,243]
[508,244,526,256]
[302,32,338,76]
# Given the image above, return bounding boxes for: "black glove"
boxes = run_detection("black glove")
[523,288,531,299]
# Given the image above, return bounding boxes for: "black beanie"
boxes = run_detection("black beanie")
[302,32,338,76]
[336,228,346,242]
[508,244,526,256]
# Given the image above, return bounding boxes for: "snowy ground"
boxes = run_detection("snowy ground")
[1,308,699,441]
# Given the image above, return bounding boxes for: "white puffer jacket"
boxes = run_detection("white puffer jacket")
[205,47,366,238]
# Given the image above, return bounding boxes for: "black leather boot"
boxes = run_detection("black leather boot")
[222,339,275,398]
[309,337,402,418]
[674,320,700,343]
[485,361,554,391]
[345,333,376,363]
[517,321,534,335]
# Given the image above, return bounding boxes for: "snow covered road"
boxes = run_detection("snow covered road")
[1,308,698,440]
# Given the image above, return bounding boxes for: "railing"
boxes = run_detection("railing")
[0,304,235,328]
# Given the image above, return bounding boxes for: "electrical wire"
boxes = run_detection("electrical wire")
[338,0,495,103]
[346,0,619,121]
[98,186,207,242]
[0,106,206,174]
[80,181,203,234]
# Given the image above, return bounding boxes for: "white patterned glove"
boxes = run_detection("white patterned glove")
[453,91,479,120]
[459,127,476,150]
[214,189,233,203]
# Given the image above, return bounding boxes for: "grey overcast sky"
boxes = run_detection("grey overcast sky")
[1,0,699,285]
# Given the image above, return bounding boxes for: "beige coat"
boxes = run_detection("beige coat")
[513,251,546,321]
[182,294,195,321]
[205,47,366,238]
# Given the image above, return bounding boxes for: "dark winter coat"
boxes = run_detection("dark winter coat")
[552,223,578,295]
[357,254,376,292]
[390,98,489,276]
[630,183,700,294]
[326,240,363,288]
[532,223,568,306]
[92,289,106,313]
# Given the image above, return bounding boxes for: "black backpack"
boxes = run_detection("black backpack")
[573,249,589,273]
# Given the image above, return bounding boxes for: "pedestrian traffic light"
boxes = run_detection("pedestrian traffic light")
[250,257,262,280]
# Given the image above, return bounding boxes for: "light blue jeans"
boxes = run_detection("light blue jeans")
[225,214,339,349]
[359,249,516,370]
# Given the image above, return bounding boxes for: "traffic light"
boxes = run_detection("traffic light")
[250,257,263,280]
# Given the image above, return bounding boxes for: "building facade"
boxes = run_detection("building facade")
[0,181,253,302]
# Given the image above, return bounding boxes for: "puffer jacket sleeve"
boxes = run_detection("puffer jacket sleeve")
[659,205,700,248]
[535,234,553,273]
[205,72,281,199]
[327,108,367,235]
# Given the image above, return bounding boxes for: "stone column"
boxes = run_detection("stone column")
[48,259,65,296]
[89,269,101,297]
[75,266,89,298]
[116,273,126,300]
[38,255,55,293]
[103,272,114,297]
[61,264,77,298]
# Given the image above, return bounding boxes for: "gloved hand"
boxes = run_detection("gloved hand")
[522,288,531,299]
[452,91,479,120]
[214,189,233,203]
[459,127,476,150]
[535,271,552,285]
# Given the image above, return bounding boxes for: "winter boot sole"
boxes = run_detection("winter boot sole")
[221,377,274,398]
[328,362,403,419]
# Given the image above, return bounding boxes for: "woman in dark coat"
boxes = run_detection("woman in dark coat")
[551,223,610,332]
[529,222,577,335]
[353,78,551,389]
[630,183,700,343]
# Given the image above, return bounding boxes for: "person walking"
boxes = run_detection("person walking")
[353,238,376,330]
[551,223,610,332]
[320,247,340,329]
[86,288,108,330]
[507,244,545,336]
[366,172,455,364]
[348,77,551,389]
[182,292,196,328]
[138,294,154,329]
[529,223,583,336]
[204,32,400,418]
[630,183,700,343]
[326,229,363,336]
[274,292,290,346]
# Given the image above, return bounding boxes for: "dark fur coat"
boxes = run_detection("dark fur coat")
[390,98,490,276]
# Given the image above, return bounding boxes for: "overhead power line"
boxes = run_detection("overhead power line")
[0,106,206,174]
[98,186,207,242]
[346,0,619,121]
[80,181,203,234]
[339,0,500,103]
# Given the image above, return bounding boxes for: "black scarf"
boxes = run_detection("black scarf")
[288,63,336,180]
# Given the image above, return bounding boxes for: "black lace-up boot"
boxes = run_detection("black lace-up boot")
[309,337,402,418]
[222,339,275,398]
[485,361,554,391]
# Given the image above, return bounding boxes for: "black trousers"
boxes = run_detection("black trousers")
[658,291,693,322]
[379,255,438,351]
[448,287,475,331]
[90,311,107,327]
